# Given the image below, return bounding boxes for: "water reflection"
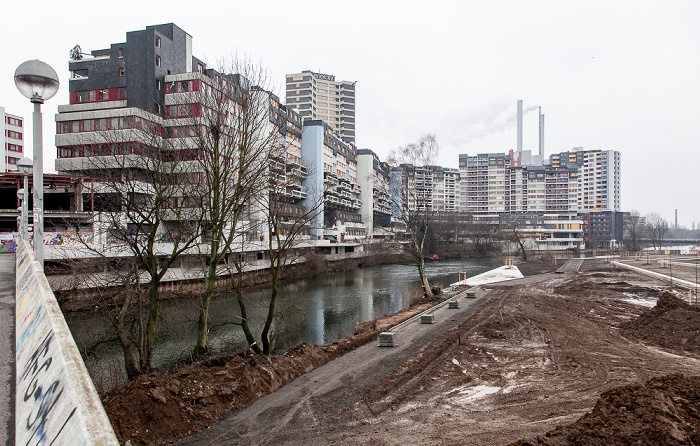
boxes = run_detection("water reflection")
[66,258,496,389]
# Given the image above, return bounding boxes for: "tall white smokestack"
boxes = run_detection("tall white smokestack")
[539,106,545,157]
[517,100,523,152]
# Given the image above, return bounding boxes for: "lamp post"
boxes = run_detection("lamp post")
[17,157,32,241]
[16,189,25,237]
[14,60,59,268]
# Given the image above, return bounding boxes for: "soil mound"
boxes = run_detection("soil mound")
[622,292,700,354]
[102,302,435,445]
[512,374,700,445]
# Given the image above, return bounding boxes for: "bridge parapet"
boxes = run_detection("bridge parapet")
[15,240,118,445]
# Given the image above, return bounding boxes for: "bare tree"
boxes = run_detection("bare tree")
[624,210,645,252]
[64,119,202,377]
[503,218,529,261]
[646,212,669,250]
[388,134,440,297]
[242,137,324,355]
[177,59,276,358]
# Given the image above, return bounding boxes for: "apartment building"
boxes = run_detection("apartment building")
[581,210,628,248]
[549,147,621,212]
[302,120,364,240]
[357,149,392,237]
[459,153,511,214]
[286,71,356,144]
[55,24,308,242]
[1,107,24,172]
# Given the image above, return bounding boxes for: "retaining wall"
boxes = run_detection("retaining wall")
[15,240,118,445]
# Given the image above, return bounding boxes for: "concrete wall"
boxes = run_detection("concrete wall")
[15,240,118,445]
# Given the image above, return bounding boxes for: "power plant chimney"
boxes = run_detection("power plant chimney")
[517,100,523,152]
[539,106,545,158]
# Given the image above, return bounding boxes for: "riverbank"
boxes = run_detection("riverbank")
[55,248,409,313]
[102,293,449,445]
[190,258,698,445]
[100,260,555,445]
[111,257,700,445]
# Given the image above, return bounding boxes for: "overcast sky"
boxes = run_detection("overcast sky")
[4,1,699,227]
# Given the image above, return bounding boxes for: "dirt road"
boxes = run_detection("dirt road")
[174,289,495,445]
[175,260,700,445]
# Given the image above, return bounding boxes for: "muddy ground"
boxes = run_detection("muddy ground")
[105,259,700,445]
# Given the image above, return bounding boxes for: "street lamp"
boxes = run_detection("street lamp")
[14,60,59,268]
[17,157,33,241]
[16,189,25,237]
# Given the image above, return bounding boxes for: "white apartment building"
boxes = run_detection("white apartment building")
[549,148,621,212]
[357,149,392,238]
[286,71,356,144]
[432,167,460,212]
[302,120,364,241]
[459,153,510,214]
[1,107,24,172]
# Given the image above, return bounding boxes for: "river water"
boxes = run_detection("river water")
[65,258,497,390]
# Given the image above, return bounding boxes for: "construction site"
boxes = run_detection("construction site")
[98,255,700,445]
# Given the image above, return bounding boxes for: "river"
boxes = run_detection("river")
[65,258,497,390]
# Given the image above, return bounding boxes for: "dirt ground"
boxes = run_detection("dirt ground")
[103,298,444,446]
[105,259,700,445]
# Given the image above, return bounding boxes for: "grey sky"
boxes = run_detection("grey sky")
[4,1,698,226]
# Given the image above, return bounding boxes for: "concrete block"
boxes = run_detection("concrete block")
[421,314,436,324]
[466,290,477,298]
[448,301,460,309]
[378,332,396,347]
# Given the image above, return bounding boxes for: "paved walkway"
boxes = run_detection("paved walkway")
[0,254,14,446]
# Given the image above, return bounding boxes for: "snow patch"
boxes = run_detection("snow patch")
[446,385,501,403]
[622,292,657,308]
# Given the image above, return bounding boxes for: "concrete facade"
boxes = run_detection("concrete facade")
[1,107,24,173]
[301,120,363,240]
[549,147,621,212]
[286,70,356,144]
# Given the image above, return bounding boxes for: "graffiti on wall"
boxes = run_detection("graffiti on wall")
[0,231,181,253]
[0,232,95,253]
[18,330,78,444]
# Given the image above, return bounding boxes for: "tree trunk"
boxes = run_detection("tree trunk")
[195,251,218,358]
[261,257,279,355]
[142,279,160,372]
[417,256,432,297]
[113,289,140,379]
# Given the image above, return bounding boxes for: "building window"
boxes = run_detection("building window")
[156,79,162,90]
[99,89,109,101]
[156,55,161,67]
[155,36,161,47]
[116,87,127,99]
[119,67,125,77]
[118,48,124,58]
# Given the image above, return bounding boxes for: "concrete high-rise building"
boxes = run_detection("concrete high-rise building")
[1,107,24,172]
[55,24,309,240]
[286,71,356,144]
[301,120,363,240]
[458,151,578,215]
[459,153,511,214]
[549,147,621,212]
[357,149,392,237]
